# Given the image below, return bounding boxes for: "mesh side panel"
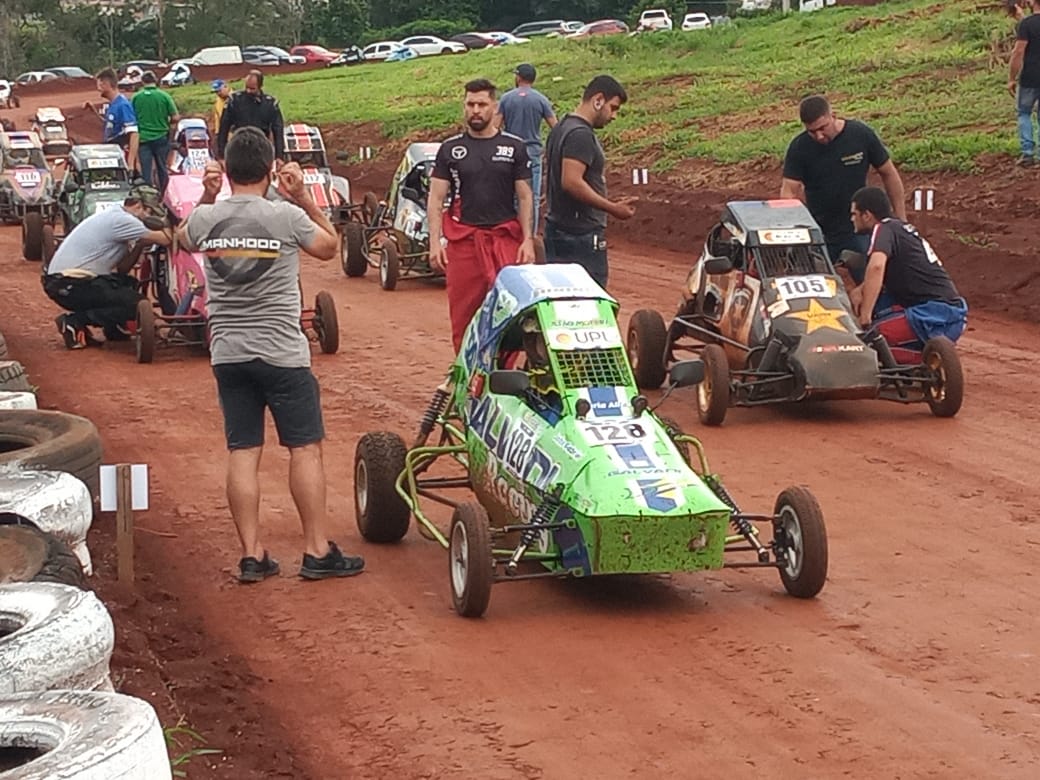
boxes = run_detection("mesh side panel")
[554,348,634,389]
[755,245,831,277]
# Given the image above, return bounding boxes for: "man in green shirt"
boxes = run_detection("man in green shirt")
[131,71,179,193]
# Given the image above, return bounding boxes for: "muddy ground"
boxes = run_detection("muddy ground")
[2,84,1039,778]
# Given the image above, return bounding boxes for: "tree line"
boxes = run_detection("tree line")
[1,0,747,74]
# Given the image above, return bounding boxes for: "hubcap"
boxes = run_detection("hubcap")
[450,521,469,597]
[778,505,803,580]
[628,330,640,370]
[697,370,712,411]
[380,252,389,284]
[355,459,369,516]
[926,352,946,402]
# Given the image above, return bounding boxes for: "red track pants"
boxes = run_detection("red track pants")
[442,216,524,352]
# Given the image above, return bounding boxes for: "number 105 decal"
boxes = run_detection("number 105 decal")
[774,275,836,301]
[579,422,647,446]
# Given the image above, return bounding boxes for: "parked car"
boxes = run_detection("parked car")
[45,67,91,80]
[741,0,773,9]
[386,47,419,63]
[484,31,530,45]
[638,9,673,31]
[0,80,18,109]
[243,45,306,65]
[399,36,467,56]
[15,72,58,85]
[563,21,585,33]
[362,41,408,62]
[328,46,364,67]
[511,20,568,37]
[191,45,243,66]
[566,19,630,39]
[681,12,712,30]
[290,44,338,64]
[448,32,497,50]
[242,49,280,66]
[160,61,195,87]
[120,60,164,74]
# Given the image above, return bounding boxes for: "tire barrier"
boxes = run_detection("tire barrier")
[0,411,102,500]
[0,471,93,576]
[0,362,31,394]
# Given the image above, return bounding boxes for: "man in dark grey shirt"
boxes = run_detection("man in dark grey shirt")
[544,75,636,288]
[181,127,364,583]
[496,63,556,230]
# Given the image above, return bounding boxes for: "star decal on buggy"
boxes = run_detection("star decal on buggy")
[785,298,849,334]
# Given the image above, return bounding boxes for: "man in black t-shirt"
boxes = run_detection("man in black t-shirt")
[1009,0,1040,165]
[848,187,967,362]
[428,78,534,351]
[781,95,906,264]
[544,74,637,288]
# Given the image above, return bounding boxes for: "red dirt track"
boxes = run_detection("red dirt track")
[3,88,1040,778]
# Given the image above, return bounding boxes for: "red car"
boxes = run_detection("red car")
[566,19,630,39]
[290,45,338,64]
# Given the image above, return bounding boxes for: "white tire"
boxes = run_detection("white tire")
[0,584,114,694]
[0,361,31,393]
[0,691,171,779]
[0,392,37,410]
[0,471,93,575]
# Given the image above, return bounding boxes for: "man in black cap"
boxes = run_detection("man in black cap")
[496,63,556,230]
[216,69,285,160]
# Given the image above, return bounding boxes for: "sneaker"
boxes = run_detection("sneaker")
[238,551,280,583]
[54,314,86,350]
[299,541,365,580]
[103,323,133,342]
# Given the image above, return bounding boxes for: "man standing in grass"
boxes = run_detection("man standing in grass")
[211,79,231,136]
[1009,0,1040,166]
[131,71,179,193]
[781,95,906,264]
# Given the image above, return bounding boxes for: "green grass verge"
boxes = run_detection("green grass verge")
[174,1,1022,173]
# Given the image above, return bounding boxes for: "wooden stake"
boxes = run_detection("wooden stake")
[116,463,134,586]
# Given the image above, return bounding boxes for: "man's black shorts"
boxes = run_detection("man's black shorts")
[212,359,324,449]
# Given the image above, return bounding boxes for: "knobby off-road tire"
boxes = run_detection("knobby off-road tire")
[354,432,410,543]
[314,291,340,354]
[135,299,155,364]
[0,691,172,779]
[342,221,368,277]
[0,360,31,392]
[449,502,493,618]
[41,224,56,271]
[697,344,730,426]
[0,525,84,588]
[380,242,400,291]
[774,486,828,599]
[22,212,44,262]
[0,410,103,499]
[627,309,668,390]
[922,336,964,418]
[0,582,114,693]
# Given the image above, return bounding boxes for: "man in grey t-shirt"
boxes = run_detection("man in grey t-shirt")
[179,127,364,583]
[496,63,557,230]
[43,198,171,349]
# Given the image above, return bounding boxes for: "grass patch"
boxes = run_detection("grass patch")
[174,1,1020,173]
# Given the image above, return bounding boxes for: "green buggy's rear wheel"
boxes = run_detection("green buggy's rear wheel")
[627,309,668,390]
[354,432,410,543]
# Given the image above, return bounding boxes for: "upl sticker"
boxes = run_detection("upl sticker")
[548,327,622,351]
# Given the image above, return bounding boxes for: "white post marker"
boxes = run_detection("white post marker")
[631,168,649,185]
[913,188,936,212]
[99,463,149,585]
[358,146,374,160]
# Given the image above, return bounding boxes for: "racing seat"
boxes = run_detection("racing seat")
[401,163,431,206]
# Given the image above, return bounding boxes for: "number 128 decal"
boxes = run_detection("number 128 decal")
[579,422,647,446]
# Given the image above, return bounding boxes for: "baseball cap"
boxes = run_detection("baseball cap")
[514,63,536,82]
[211,79,226,92]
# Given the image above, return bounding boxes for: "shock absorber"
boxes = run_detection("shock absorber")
[865,327,898,369]
[506,487,563,575]
[413,385,450,447]
[708,476,769,561]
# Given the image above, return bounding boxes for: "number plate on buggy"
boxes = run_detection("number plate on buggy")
[773,275,835,301]
[578,421,649,447]
[86,158,119,169]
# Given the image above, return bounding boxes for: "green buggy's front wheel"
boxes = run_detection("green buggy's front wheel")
[774,486,827,599]
[449,502,493,618]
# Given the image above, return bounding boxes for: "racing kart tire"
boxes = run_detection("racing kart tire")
[342,221,368,277]
[362,191,380,224]
[697,344,730,427]
[379,242,400,291]
[449,501,493,619]
[774,486,827,599]
[656,415,691,467]
[0,691,172,779]
[314,290,340,354]
[922,336,963,418]
[21,212,44,262]
[627,309,668,389]
[135,299,155,364]
[0,360,31,393]
[0,583,114,693]
[0,410,103,500]
[0,525,84,588]
[354,432,411,543]
[41,224,56,271]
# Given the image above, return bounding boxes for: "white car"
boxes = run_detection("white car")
[740,0,774,10]
[399,36,467,56]
[15,71,58,85]
[362,41,408,61]
[681,12,712,30]
[638,9,673,31]
[484,32,530,45]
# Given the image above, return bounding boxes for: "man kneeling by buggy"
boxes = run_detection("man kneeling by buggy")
[43,193,172,349]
